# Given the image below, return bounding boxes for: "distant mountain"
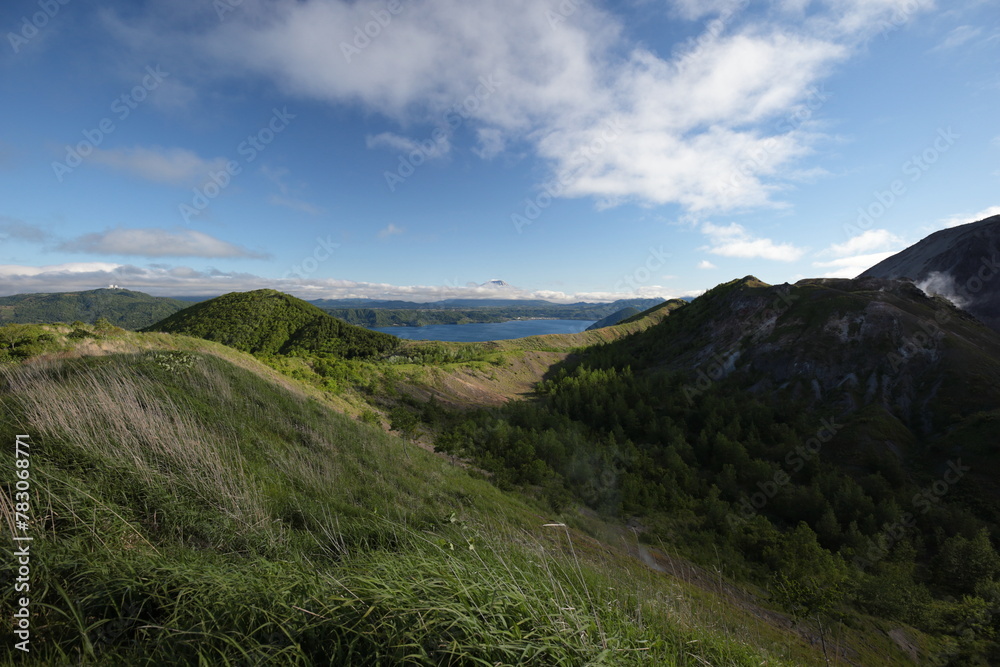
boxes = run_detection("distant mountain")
[144,289,399,358]
[860,214,1000,332]
[0,288,186,329]
[585,307,640,330]
[311,297,668,323]
[480,279,514,289]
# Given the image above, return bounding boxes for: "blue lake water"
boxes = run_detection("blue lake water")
[370,319,597,342]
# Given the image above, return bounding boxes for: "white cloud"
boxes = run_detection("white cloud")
[812,251,897,278]
[366,131,450,159]
[0,262,122,279]
[700,222,804,261]
[940,205,1000,228]
[472,128,505,160]
[110,0,933,213]
[58,228,268,258]
[0,217,48,243]
[260,166,324,215]
[377,223,404,239]
[697,259,717,269]
[267,195,324,216]
[931,25,982,52]
[90,146,229,185]
[667,0,745,21]
[0,262,684,303]
[821,228,904,257]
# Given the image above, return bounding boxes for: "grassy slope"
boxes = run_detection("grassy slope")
[390,299,689,407]
[0,329,827,665]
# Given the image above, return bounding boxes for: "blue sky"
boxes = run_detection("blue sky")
[0,0,997,302]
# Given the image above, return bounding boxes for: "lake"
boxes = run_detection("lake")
[370,319,597,342]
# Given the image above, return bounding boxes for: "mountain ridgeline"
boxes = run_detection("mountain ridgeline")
[427,272,1000,662]
[143,289,400,358]
[0,288,186,329]
[861,213,1000,332]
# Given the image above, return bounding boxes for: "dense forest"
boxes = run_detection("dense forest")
[424,361,1000,661]
[0,289,185,329]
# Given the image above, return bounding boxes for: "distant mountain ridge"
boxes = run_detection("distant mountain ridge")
[310,297,665,317]
[860,214,1000,332]
[586,307,641,330]
[0,288,186,329]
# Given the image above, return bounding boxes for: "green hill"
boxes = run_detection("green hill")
[0,332,826,665]
[0,289,186,329]
[144,288,400,358]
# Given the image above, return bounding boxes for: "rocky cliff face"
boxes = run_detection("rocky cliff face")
[623,276,1000,437]
[860,214,1000,332]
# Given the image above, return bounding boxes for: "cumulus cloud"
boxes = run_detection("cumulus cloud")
[700,222,804,261]
[820,228,904,257]
[58,228,269,258]
[697,259,717,269]
[811,251,897,278]
[106,0,932,213]
[90,146,229,185]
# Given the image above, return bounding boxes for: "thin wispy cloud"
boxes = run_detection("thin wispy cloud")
[58,228,269,259]
[0,216,49,243]
[90,146,229,186]
[377,223,404,239]
[931,25,982,52]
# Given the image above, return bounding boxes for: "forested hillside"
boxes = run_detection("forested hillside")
[0,289,185,329]
[421,276,1000,664]
[144,289,400,358]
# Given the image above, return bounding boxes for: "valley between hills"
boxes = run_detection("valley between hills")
[3,216,1000,665]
